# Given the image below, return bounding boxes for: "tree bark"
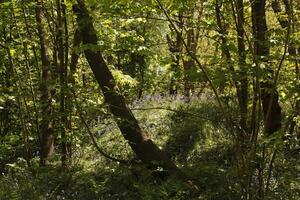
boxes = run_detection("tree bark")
[73,0,183,176]
[252,0,282,135]
[35,0,55,166]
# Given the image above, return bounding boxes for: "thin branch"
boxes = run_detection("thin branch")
[71,89,132,164]
[265,149,277,193]
[131,106,223,123]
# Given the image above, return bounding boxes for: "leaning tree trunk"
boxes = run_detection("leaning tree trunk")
[35,0,55,166]
[72,0,184,177]
[252,0,282,135]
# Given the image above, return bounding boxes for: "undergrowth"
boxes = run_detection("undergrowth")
[0,96,299,200]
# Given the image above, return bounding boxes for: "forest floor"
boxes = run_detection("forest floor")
[1,95,299,200]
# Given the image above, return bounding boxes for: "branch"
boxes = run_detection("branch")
[265,150,277,193]
[71,89,132,164]
[131,106,223,123]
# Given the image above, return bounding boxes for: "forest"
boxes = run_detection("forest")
[0,0,299,199]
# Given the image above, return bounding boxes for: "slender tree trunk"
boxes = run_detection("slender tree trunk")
[215,0,248,136]
[137,27,147,99]
[35,0,55,166]
[166,13,184,96]
[55,0,68,168]
[66,28,82,162]
[73,0,184,177]
[137,55,146,99]
[183,27,197,101]
[62,0,71,163]
[236,0,248,133]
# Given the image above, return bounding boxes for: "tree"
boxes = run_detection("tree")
[272,0,299,137]
[166,13,183,96]
[72,0,187,179]
[252,0,282,136]
[235,0,248,134]
[35,0,55,165]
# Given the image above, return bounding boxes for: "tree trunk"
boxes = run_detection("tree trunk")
[215,0,248,136]
[73,0,183,176]
[183,27,197,101]
[137,55,146,99]
[65,28,82,163]
[252,1,283,197]
[35,0,55,166]
[166,13,184,96]
[272,0,299,137]
[252,0,282,135]
[236,0,248,133]
[55,0,69,168]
